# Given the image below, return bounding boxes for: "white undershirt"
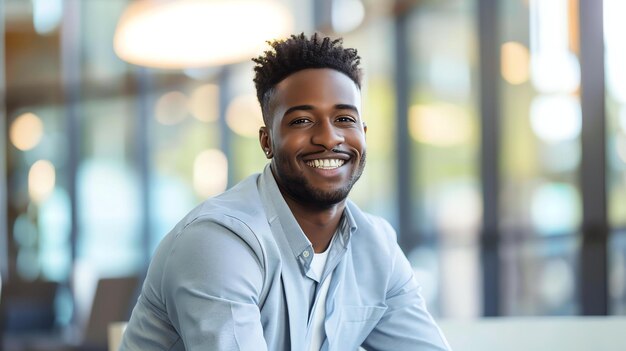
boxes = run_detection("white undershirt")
[308,240,335,351]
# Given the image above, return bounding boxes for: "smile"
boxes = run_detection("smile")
[305,159,345,169]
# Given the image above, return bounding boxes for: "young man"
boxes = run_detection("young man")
[120,33,450,351]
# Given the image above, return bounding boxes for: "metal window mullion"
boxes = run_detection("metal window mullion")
[61,0,81,324]
[61,0,81,275]
[313,0,333,33]
[218,67,233,187]
[0,0,7,281]
[136,67,152,268]
[579,0,608,316]
[394,10,415,251]
[478,0,501,317]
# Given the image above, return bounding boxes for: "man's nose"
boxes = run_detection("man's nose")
[311,120,344,150]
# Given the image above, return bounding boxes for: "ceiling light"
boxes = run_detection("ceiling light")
[114,0,293,69]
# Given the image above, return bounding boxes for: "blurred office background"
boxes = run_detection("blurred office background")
[1,0,625,349]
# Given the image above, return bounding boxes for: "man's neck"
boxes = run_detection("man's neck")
[282,196,345,253]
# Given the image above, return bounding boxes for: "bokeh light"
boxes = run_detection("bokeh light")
[529,0,580,94]
[32,0,63,35]
[332,0,365,33]
[28,160,56,204]
[530,182,580,235]
[605,52,626,103]
[39,188,72,281]
[604,0,626,103]
[189,84,219,122]
[226,94,264,137]
[10,112,44,151]
[409,103,473,147]
[193,149,228,198]
[155,91,189,125]
[77,161,142,276]
[434,182,482,236]
[429,55,471,99]
[530,52,580,94]
[530,95,581,143]
[114,0,293,68]
[501,41,530,85]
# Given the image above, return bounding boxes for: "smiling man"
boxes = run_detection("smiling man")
[120,33,450,351]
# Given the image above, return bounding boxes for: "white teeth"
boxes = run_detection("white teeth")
[306,159,345,169]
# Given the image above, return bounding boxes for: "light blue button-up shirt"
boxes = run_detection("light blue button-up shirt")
[120,165,450,351]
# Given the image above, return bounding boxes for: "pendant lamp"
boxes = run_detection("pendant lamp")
[113,0,293,68]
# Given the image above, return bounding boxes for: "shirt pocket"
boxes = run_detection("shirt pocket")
[334,305,387,349]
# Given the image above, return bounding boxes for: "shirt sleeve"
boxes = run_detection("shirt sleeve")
[162,216,268,351]
[361,222,452,351]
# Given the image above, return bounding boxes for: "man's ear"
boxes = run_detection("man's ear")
[363,121,367,134]
[259,126,272,158]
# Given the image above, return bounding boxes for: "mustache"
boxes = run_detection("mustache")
[302,148,354,158]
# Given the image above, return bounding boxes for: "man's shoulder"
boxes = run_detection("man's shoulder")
[158,172,279,261]
[191,174,263,219]
[168,173,270,240]
[345,201,404,278]
[346,200,397,244]
[347,200,394,228]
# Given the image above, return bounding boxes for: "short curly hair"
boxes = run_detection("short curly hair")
[252,32,362,124]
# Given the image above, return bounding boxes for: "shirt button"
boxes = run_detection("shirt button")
[303,250,310,258]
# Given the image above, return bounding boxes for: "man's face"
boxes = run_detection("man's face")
[259,68,367,209]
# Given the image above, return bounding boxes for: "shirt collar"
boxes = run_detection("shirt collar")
[259,164,312,262]
[340,203,358,248]
[258,164,357,266]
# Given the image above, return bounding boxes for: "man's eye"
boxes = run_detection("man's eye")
[336,116,356,123]
[289,118,311,125]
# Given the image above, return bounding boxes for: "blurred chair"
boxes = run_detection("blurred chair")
[0,276,138,351]
[438,317,626,351]
[0,280,66,351]
[80,277,138,351]
[0,280,58,333]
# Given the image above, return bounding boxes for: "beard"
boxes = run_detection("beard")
[271,151,366,209]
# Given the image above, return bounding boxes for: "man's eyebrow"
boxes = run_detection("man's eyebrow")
[335,104,359,113]
[283,104,359,116]
[283,105,313,116]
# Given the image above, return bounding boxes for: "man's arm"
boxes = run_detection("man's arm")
[361,223,451,351]
[162,217,267,350]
